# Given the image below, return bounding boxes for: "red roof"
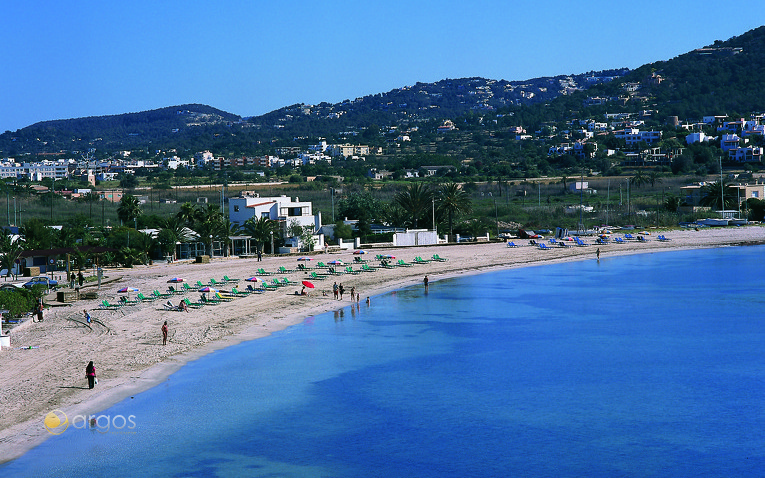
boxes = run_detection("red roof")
[246,201,276,208]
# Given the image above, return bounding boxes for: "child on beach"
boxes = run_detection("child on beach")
[83,309,91,324]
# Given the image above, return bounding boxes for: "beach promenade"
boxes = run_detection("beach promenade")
[1,226,763,462]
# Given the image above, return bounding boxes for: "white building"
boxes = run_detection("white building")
[228,193,320,234]
[0,160,69,180]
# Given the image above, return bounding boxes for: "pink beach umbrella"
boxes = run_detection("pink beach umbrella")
[118,287,139,293]
[328,260,344,265]
[296,257,312,261]
[198,286,217,293]
[382,254,395,259]
[245,277,261,282]
[167,277,184,283]
[353,250,367,255]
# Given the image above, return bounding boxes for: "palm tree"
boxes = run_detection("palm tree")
[647,171,663,188]
[242,216,278,254]
[393,182,433,228]
[117,194,142,226]
[699,181,738,211]
[176,202,197,228]
[194,204,225,256]
[0,233,25,278]
[629,171,649,189]
[222,219,241,257]
[437,182,472,237]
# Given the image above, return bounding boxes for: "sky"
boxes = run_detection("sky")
[2,1,764,133]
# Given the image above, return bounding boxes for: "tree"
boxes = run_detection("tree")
[629,171,649,189]
[699,181,737,210]
[337,192,383,236]
[393,182,433,228]
[176,202,197,228]
[242,216,277,254]
[117,194,142,226]
[436,182,472,237]
[119,174,139,190]
[647,171,663,188]
[0,234,25,278]
[193,204,225,256]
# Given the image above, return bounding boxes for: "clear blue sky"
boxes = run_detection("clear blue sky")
[2,1,763,133]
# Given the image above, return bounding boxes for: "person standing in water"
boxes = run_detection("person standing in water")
[596,248,600,261]
[424,275,429,288]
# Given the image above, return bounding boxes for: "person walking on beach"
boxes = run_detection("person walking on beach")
[596,248,600,261]
[78,271,84,288]
[257,250,262,262]
[162,321,168,345]
[423,275,429,288]
[366,296,370,306]
[35,302,44,322]
[339,283,345,300]
[86,361,97,389]
[83,309,91,324]
[333,282,338,300]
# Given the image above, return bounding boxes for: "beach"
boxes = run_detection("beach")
[1,227,763,463]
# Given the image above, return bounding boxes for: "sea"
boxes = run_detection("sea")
[3,246,765,477]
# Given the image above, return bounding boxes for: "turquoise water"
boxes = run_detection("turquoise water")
[3,246,765,477]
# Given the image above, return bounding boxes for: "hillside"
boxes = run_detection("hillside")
[0,72,625,156]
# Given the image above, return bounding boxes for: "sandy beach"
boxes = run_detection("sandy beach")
[1,226,763,463]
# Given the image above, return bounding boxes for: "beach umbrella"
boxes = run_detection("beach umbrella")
[328,260,344,265]
[301,280,315,289]
[353,250,367,255]
[296,257,312,261]
[118,287,139,293]
[245,277,261,282]
[199,286,217,293]
[383,254,395,259]
[167,278,184,283]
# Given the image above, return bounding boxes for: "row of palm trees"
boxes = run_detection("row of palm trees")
[393,182,472,236]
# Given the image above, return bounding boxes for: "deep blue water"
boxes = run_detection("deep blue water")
[3,246,765,477]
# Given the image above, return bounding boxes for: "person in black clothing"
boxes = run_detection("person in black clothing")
[85,361,96,389]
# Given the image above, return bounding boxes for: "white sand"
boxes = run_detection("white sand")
[1,226,763,462]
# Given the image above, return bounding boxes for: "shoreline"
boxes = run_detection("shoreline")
[1,226,763,463]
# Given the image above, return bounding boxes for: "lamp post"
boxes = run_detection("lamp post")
[270,230,274,256]
[330,188,335,223]
[209,234,213,257]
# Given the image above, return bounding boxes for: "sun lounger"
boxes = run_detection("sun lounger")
[184,298,204,309]
[223,275,240,283]
[396,259,413,267]
[431,254,448,262]
[137,292,156,302]
[379,260,395,269]
[637,235,649,242]
[297,263,313,271]
[507,241,520,248]
[413,256,431,264]
[361,264,378,272]
[309,271,328,280]
[327,267,345,275]
[277,266,296,274]
[194,280,205,289]
[245,284,265,294]
[214,292,234,302]
[624,233,635,240]
[261,282,279,291]
[182,283,194,293]
[209,278,223,287]
[575,238,589,247]
[279,278,297,286]
[657,235,671,241]
[613,237,625,244]
[99,300,122,310]
[538,243,553,251]
[230,287,250,297]
[549,238,558,245]
[316,262,330,270]
[256,268,273,276]
[200,295,220,305]
[344,266,360,275]
[596,237,610,244]
[153,289,172,299]
[353,256,368,264]
[119,296,139,306]
[167,285,184,295]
